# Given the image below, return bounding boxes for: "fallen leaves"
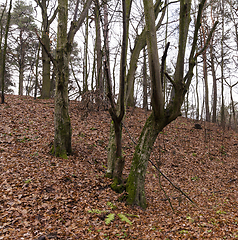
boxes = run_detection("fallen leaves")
[0,95,238,239]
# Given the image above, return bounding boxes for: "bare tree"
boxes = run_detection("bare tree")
[126,0,218,208]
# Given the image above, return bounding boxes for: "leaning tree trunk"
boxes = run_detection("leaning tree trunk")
[126,0,166,208]
[126,113,167,208]
[126,0,217,208]
[142,47,148,110]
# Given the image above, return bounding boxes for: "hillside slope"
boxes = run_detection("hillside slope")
[0,95,238,239]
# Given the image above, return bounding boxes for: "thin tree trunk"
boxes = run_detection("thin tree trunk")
[83,10,89,93]
[195,58,199,120]
[230,86,236,130]
[221,0,225,128]
[143,47,147,110]
[19,30,24,96]
[1,0,12,104]
[95,2,103,92]
[210,44,217,123]
[201,23,210,122]
[34,43,41,99]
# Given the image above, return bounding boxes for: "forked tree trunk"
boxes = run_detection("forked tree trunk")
[105,0,131,186]
[126,0,212,208]
[107,0,165,182]
[37,0,92,158]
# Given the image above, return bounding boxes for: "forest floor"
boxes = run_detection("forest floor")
[0,95,238,240]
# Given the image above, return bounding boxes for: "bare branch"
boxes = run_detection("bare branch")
[35,28,56,67]
[49,6,58,25]
[161,42,170,87]
[67,0,93,44]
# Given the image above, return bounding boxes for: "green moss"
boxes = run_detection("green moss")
[51,143,68,159]
[105,172,113,179]
[111,177,125,193]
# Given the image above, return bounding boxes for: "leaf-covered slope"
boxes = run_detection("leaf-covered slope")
[0,95,237,239]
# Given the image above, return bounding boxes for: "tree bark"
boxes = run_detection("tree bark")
[105,0,132,188]
[210,44,217,123]
[41,0,51,99]
[201,23,210,122]
[19,30,24,96]
[221,0,225,128]
[142,47,147,110]
[125,0,166,106]
[126,0,204,209]
[95,2,103,92]
[53,0,72,158]
[1,0,12,104]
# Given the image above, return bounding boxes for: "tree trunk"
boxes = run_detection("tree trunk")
[34,43,41,99]
[127,0,193,208]
[142,47,147,110]
[41,0,51,99]
[230,86,236,130]
[107,0,165,182]
[106,0,131,186]
[221,0,225,128]
[83,10,89,93]
[126,113,166,208]
[1,0,12,104]
[53,0,72,158]
[195,60,199,120]
[201,23,210,122]
[19,30,24,96]
[95,2,103,92]
[125,0,165,107]
[210,44,217,123]
[103,0,111,93]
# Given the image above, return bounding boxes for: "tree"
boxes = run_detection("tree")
[35,0,58,99]
[106,0,166,183]
[0,0,12,103]
[126,0,218,208]
[201,15,210,122]
[10,0,37,96]
[142,46,148,110]
[94,0,103,92]
[37,0,93,158]
[105,0,132,187]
